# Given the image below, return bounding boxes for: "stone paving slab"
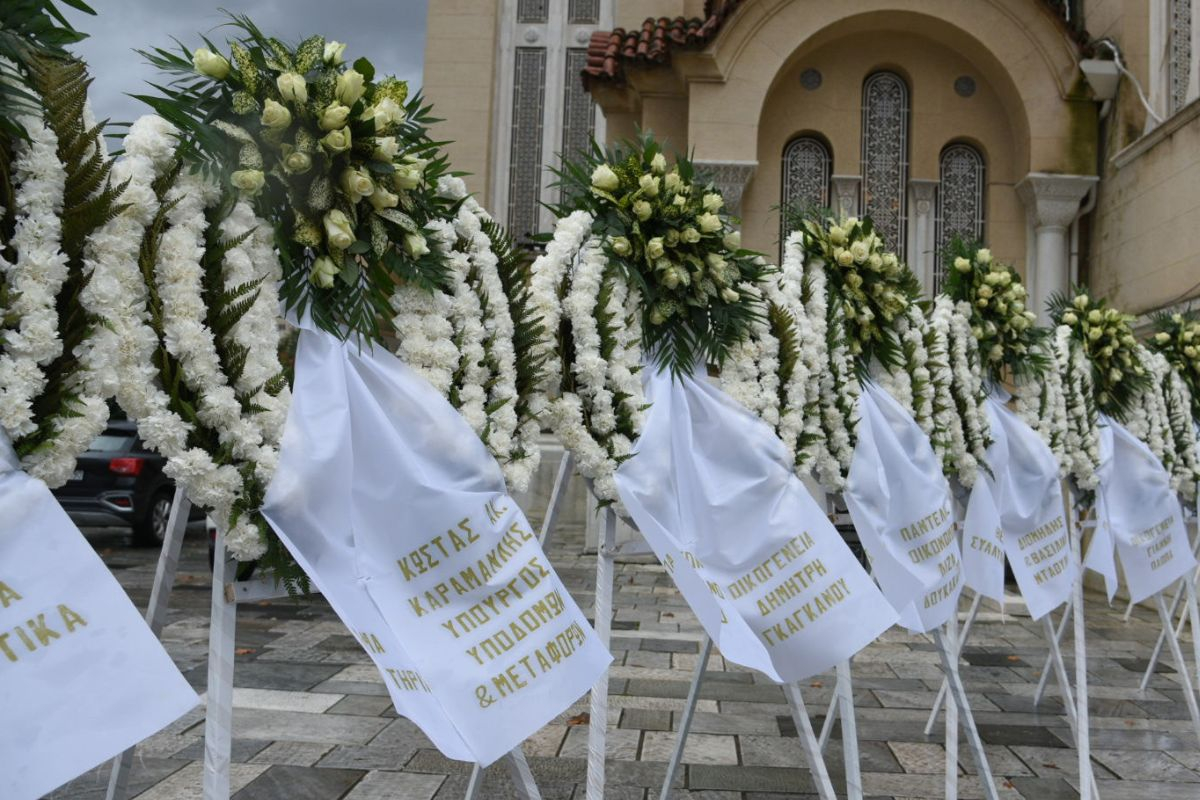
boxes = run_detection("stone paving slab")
[45,517,1200,799]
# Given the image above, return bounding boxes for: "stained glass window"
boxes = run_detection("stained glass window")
[780,136,831,248]
[1171,0,1193,113]
[569,0,600,24]
[517,0,548,24]
[508,48,547,242]
[860,72,910,255]
[934,143,986,292]
[561,49,597,202]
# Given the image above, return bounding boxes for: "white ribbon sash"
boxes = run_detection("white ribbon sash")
[1092,416,1197,604]
[961,476,1006,603]
[262,328,611,766]
[614,365,895,683]
[844,382,961,633]
[0,435,199,800]
[984,397,1076,619]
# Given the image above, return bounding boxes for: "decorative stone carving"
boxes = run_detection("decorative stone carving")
[830,175,862,219]
[695,160,757,216]
[1016,172,1098,323]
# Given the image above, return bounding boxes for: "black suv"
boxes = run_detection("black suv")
[51,420,207,546]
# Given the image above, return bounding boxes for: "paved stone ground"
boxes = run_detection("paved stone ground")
[50,514,1200,800]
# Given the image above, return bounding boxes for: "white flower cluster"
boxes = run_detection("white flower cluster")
[1157,354,1200,499]
[1015,339,1069,475]
[80,115,280,560]
[0,111,112,487]
[806,256,859,490]
[529,213,646,505]
[775,233,822,469]
[0,115,69,440]
[1125,346,1172,472]
[929,297,991,488]
[390,176,536,491]
[718,281,781,428]
[1055,325,1101,490]
[874,304,934,434]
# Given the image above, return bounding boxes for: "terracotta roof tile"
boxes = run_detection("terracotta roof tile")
[582,0,744,88]
[581,0,1089,90]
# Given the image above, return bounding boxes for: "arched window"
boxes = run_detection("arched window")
[780,135,832,246]
[935,143,986,291]
[860,71,910,254]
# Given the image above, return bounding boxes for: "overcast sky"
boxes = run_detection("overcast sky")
[63,1,428,128]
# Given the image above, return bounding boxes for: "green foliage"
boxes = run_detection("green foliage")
[940,238,1048,387]
[1048,285,1149,422]
[137,13,455,345]
[0,0,94,142]
[1148,308,1200,421]
[551,131,768,376]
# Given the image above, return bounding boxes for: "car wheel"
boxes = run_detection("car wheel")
[133,490,173,547]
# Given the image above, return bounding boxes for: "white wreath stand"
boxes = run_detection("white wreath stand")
[103,488,542,800]
[530,452,840,799]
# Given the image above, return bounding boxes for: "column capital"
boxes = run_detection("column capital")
[830,174,862,219]
[695,160,757,216]
[1015,172,1098,229]
[908,179,938,215]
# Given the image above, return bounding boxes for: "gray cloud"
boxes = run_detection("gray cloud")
[64,0,428,128]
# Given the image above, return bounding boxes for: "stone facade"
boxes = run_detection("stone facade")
[422,0,1200,315]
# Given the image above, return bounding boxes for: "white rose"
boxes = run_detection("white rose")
[192,48,230,79]
[591,164,620,192]
[260,99,291,130]
[976,248,992,264]
[310,255,339,288]
[697,212,722,233]
[650,152,667,174]
[1155,332,1172,344]
[646,237,665,259]
[672,194,687,208]
[323,40,347,65]
[319,102,351,131]
[835,248,854,268]
[323,210,355,250]
[721,287,739,303]
[978,285,993,299]
[1062,311,1078,325]
[369,186,399,209]
[1073,293,1089,310]
[1184,345,1199,358]
[283,150,312,174]
[336,70,366,106]
[867,253,882,271]
[702,193,723,213]
[321,127,352,154]
[639,174,660,197]
[404,232,430,258]
[230,169,265,194]
[682,227,700,244]
[705,253,727,270]
[373,136,399,161]
[1087,309,1102,324]
[393,163,422,191]
[664,171,683,194]
[340,167,374,201]
[364,97,405,130]
[276,72,308,104]
[610,236,631,256]
[849,240,869,263]
[723,230,741,250]
[954,256,971,273]
[634,200,653,221]
[828,226,847,246]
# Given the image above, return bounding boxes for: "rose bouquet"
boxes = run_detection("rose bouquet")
[1048,288,1149,422]
[532,133,768,503]
[1150,310,1200,421]
[940,242,1047,386]
[139,14,452,343]
[552,133,767,375]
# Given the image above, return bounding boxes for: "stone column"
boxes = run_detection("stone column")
[694,160,757,216]
[907,179,939,292]
[830,175,861,219]
[1015,173,1098,324]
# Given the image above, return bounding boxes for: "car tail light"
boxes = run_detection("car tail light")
[108,457,144,476]
[110,496,132,507]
